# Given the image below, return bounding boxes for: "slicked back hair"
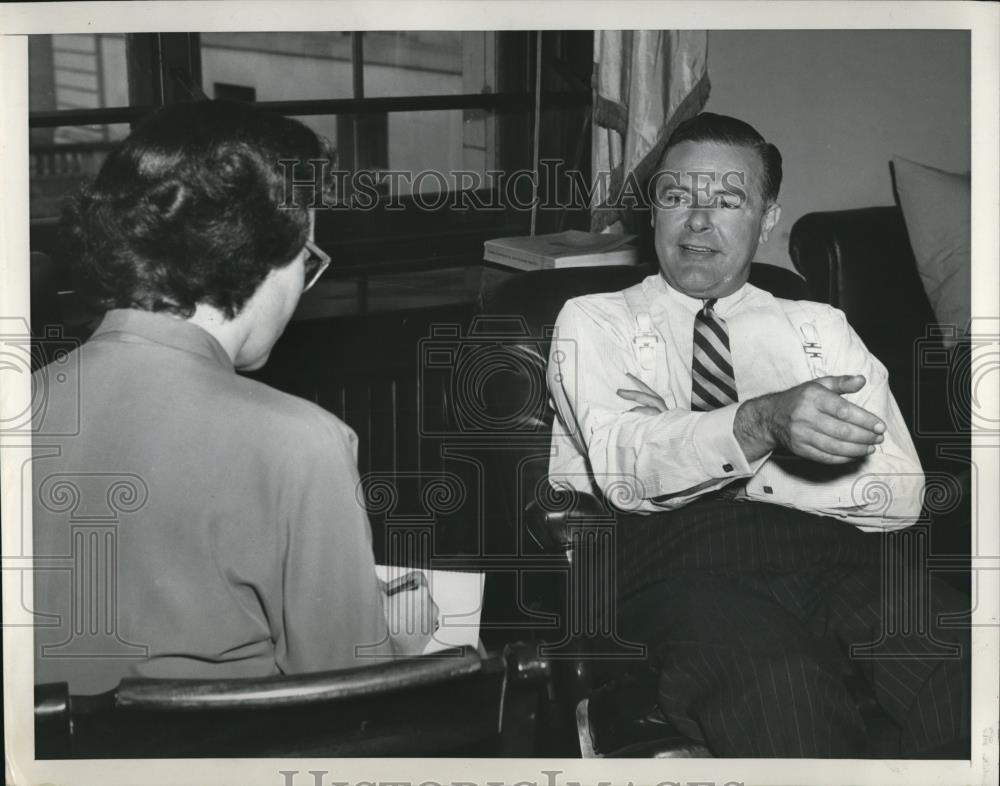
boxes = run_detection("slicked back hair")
[662,112,782,205]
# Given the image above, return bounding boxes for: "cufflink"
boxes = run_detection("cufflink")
[722,463,733,473]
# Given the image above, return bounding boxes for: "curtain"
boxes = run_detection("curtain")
[591,30,710,234]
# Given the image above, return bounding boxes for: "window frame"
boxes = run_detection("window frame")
[28,31,593,277]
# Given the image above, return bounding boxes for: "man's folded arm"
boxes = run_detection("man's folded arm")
[547,301,768,512]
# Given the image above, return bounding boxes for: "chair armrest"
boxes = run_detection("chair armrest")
[524,491,609,555]
[497,641,554,754]
[116,646,490,711]
[503,640,553,686]
[35,682,73,758]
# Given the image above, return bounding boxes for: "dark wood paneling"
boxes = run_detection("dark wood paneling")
[247,302,487,561]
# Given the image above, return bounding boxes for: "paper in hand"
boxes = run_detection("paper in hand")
[375,565,484,654]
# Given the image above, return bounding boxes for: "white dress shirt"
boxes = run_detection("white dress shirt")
[546,274,924,530]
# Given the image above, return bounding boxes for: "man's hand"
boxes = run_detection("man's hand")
[617,372,669,415]
[383,570,439,657]
[735,374,886,464]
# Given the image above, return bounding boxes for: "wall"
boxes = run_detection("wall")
[705,30,970,270]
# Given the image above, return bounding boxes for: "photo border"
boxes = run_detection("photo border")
[2,3,997,785]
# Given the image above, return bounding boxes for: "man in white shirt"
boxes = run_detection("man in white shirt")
[547,113,968,757]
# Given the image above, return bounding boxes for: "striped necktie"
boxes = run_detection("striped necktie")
[691,298,738,411]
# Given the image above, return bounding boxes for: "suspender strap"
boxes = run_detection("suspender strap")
[621,283,825,401]
[622,283,660,382]
[782,300,826,377]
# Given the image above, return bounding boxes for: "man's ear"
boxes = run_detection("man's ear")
[758,202,782,244]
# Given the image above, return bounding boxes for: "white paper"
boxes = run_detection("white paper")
[374,565,484,654]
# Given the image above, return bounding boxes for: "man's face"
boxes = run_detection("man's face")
[652,140,781,299]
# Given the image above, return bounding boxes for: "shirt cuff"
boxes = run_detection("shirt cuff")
[692,403,766,480]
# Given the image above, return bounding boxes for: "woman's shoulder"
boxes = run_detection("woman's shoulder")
[228,374,358,456]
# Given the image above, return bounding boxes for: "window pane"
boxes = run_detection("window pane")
[30,124,130,219]
[387,110,494,195]
[29,34,129,113]
[201,32,499,101]
[292,109,500,201]
[362,32,496,98]
[200,32,354,101]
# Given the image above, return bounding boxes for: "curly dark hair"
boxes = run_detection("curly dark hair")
[664,112,783,205]
[61,100,333,319]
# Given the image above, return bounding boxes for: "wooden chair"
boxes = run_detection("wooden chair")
[35,643,551,758]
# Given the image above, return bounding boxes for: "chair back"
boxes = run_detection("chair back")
[35,644,550,758]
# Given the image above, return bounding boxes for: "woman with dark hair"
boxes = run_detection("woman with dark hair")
[32,100,435,695]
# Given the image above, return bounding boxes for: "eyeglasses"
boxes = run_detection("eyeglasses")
[302,239,331,292]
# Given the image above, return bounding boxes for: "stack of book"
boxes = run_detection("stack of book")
[483,229,640,271]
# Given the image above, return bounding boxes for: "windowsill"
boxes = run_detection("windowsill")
[44,263,520,339]
[292,263,517,320]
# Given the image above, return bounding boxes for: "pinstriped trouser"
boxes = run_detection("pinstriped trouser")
[614,498,970,758]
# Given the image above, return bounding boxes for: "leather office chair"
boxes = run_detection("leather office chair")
[34,643,550,758]
[473,261,815,757]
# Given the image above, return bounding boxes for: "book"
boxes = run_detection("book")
[375,564,484,655]
[484,229,640,271]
